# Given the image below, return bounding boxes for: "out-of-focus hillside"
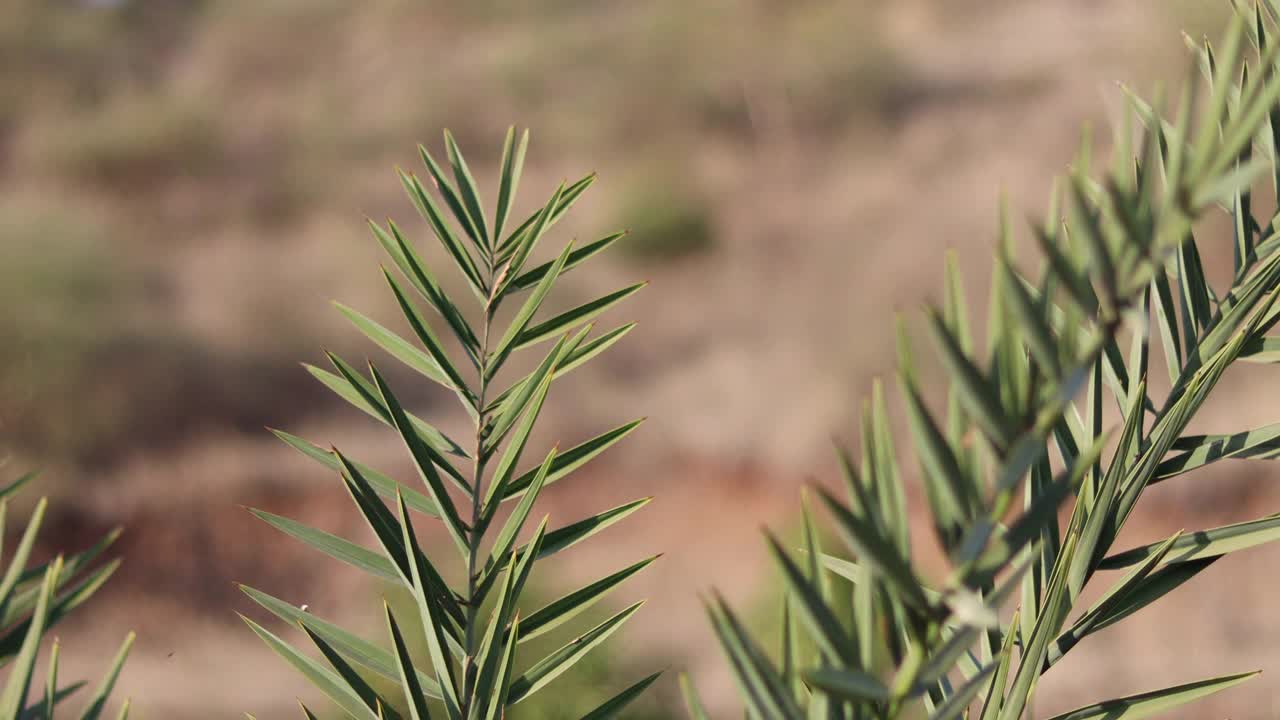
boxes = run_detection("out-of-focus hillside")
[10,1,1280,717]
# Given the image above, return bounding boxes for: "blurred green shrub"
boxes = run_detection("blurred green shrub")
[0,1,203,129]
[0,201,134,460]
[0,200,334,466]
[0,204,124,351]
[36,97,221,188]
[618,184,716,263]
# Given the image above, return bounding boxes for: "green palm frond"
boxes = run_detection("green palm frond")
[243,130,656,718]
[703,6,1280,720]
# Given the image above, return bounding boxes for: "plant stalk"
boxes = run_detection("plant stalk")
[463,262,496,712]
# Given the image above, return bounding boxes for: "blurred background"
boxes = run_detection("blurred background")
[7,0,1279,717]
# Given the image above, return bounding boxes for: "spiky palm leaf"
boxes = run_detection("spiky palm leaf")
[0,470,132,718]
[243,129,656,718]
[700,6,1280,720]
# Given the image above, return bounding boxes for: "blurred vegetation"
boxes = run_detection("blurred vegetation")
[0,198,141,463]
[35,95,221,189]
[0,195,334,467]
[618,182,717,263]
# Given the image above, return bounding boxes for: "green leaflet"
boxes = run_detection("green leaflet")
[491,184,566,308]
[804,669,890,704]
[1240,334,1280,361]
[528,497,652,559]
[1043,671,1258,720]
[510,232,628,291]
[384,604,436,719]
[1100,514,1280,569]
[899,363,973,549]
[469,552,517,716]
[0,562,121,666]
[398,167,486,298]
[4,530,121,629]
[766,533,856,666]
[487,241,574,377]
[483,615,521,720]
[41,638,60,720]
[300,623,403,720]
[480,345,565,525]
[514,283,647,350]
[479,449,556,598]
[498,173,595,256]
[977,609,1020,720]
[240,585,441,698]
[577,673,662,720]
[485,323,635,416]
[927,309,1012,450]
[705,594,803,720]
[334,301,452,387]
[268,430,444,515]
[373,217,481,361]
[0,472,36,502]
[679,674,711,720]
[484,334,573,458]
[1154,422,1280,481]
[331,456,465,630]
[241,615,381,720]
[817,486,929,610]
[368,367,470,557]
[0,498,48,607]
[303,358,470,461]
[518,555,658,643]
[381,270,477,410]
[249,509,398,582]
[997,532,1076,720]
[506,602,645,706]
[501,420,645,500]
[0,559,59,718]
[1090,558,1216,634]
[397,494,463,720]
[493,127,528,245]
[75,633,133,720]
[441,129,490,252]
[1046,532,1185,667]
[817,552,945,603]
[928,663,995,720]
